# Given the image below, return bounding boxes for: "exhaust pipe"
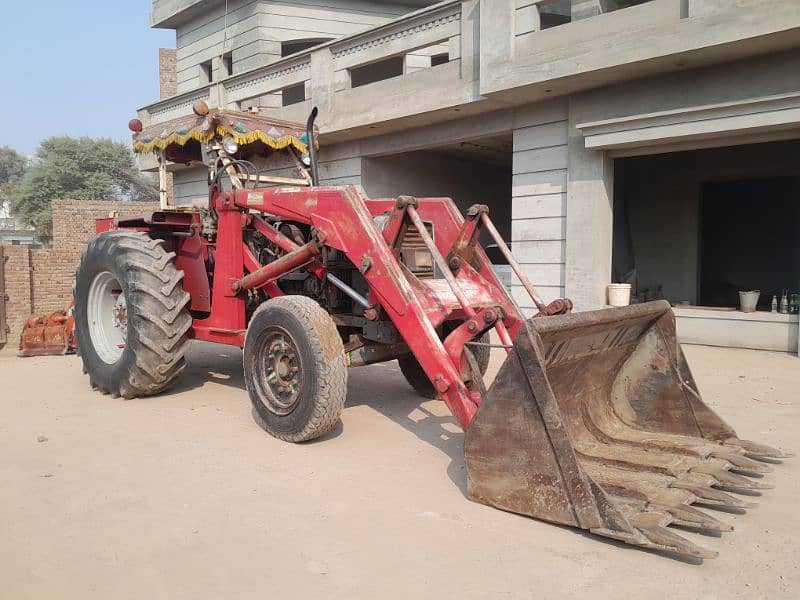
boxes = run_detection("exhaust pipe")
[306,106,320,186]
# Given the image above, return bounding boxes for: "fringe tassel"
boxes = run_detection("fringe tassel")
[134,125,309,155]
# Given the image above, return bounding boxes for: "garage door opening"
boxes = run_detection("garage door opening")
[612,138,800,351]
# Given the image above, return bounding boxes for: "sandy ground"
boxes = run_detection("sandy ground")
[0,341,798,599]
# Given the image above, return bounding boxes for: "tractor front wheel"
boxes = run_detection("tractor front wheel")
[244,296,347,442]
[74,231,192,398]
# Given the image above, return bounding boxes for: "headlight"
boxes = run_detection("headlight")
[300,153,311,166]
[222,135,239,155]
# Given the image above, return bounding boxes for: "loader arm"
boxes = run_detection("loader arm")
[226,185,521,427]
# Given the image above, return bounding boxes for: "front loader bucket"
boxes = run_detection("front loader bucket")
[465,300,789,559]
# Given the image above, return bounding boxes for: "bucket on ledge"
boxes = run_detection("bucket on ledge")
[607,283,632,307]
[738,290,760,313]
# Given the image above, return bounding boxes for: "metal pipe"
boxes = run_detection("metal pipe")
[494,320,514,351]
[251,215,300,254]
[326,273,370,308]
[407,205,476,319]
[480,212,547,313]
[233,241,319,292]
[306,107,320,186]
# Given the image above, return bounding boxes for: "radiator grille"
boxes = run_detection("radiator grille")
[399,222,434,279]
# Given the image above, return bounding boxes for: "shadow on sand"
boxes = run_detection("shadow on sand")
[171,342,469,491]
[164,342,722,562]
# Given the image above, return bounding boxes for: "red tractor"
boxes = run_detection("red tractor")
[73,104,787,559]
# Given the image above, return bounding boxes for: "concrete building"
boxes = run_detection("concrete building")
[139,0,800,352]
[0,217,38,246]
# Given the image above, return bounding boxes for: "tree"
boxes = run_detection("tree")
[10,136,157,241]
[0,146,28,218]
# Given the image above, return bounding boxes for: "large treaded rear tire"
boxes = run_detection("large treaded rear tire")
[245,296,347,442]
[398,329,490,399]
[74,231,192,398]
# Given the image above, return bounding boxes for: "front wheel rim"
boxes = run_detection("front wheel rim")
[256,328,303,415]
[87,271,127,364]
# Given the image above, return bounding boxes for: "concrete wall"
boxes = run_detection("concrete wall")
[512,100,569,310]
[362,151,510,229]
[176,0,261,92]
[675,308,798,353]
[174,0,422,93]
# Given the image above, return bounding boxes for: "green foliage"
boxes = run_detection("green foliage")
[0,146,27,186]
[9,136,157,241]
[0,146,28,218]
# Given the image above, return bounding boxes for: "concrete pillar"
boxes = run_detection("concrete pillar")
[459,0,480,83]
[511,100,570,314]
[404,53,431,74]
[479,0,514,91]
[310,48,335,124]
[564,94,614,311]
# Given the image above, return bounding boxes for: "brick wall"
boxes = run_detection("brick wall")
[1,199,157,350]
[1,246,33,349]
[159,47,177,203]
[159,48,178,99]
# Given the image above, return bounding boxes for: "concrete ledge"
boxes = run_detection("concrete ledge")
[576,92,800,153]
[674,307,798,353]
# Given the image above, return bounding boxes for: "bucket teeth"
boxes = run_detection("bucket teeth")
[691,464,773,491]
[712,452,773,474]
[724,438,793,460]
[669,481,757,509]
[650,503,733,533]
[624,513,718,559]
[637,524,718,560]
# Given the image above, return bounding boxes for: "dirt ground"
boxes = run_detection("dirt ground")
[1,341,797,599]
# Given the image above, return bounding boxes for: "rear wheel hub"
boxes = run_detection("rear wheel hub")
[87,271,127,364]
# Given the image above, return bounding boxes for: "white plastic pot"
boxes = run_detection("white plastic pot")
[738,290,760,313]
[608,283,632,307]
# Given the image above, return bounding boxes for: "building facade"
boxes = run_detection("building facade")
[140,0,800,351]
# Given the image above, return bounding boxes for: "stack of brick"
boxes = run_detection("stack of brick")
[1,199,156,349]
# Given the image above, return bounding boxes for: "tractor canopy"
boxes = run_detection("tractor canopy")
[131,108,316,163]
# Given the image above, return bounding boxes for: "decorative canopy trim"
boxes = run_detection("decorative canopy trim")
[133,109,314,155]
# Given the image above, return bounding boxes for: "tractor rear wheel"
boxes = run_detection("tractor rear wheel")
[244,296,347,442]
[74,231,192,398]
[398,329,491,399]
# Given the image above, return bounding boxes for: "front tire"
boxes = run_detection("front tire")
[245,296,347,442]
[398,329,491,399]
[74,231,192,398]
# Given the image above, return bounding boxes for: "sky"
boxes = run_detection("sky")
[0,1,175,156]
